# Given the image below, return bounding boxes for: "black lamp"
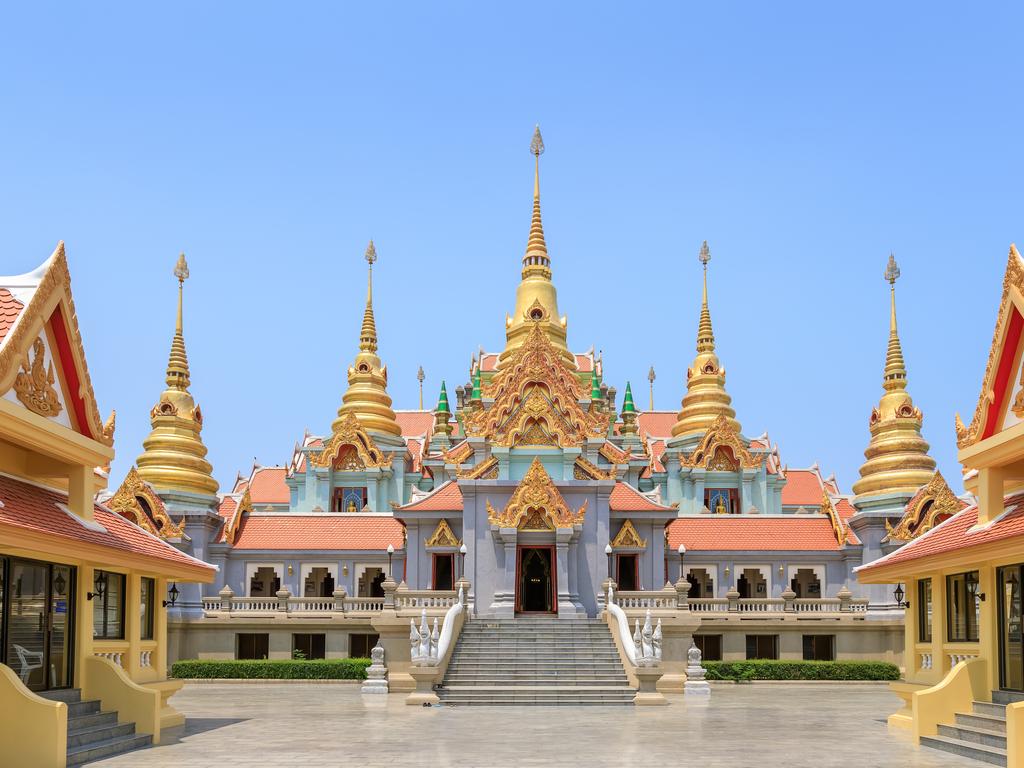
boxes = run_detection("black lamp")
[893,583,910,609]
[53,571,66,596]
[163,582,180,608]
[87,570,106,601]
[967,576,986,602]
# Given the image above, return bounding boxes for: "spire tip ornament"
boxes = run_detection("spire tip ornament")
[365,240,377,267]
[174,252,189,283]
[699,240,711,268]
[885,253,900,285]
[530,124,545,157]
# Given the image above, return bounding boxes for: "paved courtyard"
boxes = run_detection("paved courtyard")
[92,682,980,768]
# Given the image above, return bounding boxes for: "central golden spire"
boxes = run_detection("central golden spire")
[498,125,574,368]
[671,242,741,438]
[853,255,935,503]
[332,241,402,437]
[136,253,219,497]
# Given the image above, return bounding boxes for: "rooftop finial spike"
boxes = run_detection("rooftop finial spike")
[883,253,906,390]
[360,240,378,353]
[696,241,715,354]
[165,253,191,390]
[523,125,549,269]
[174,253,189,334]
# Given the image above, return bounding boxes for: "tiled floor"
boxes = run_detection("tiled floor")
[91,682,982,767]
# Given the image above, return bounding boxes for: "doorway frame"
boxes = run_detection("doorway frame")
[514,545,557,615]
[997,563,1024,692]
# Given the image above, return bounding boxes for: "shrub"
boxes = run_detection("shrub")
[702,660,899,682]
[171,658,371,680]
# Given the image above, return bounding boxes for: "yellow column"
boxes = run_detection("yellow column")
[67,464,95,522]
[76,564,95,689]
[155,577,168,679]
[904,578,921,682]
[977,467,1006,526]
[978,564,999,695]
[126,573,142,681]
[930,571,947,682]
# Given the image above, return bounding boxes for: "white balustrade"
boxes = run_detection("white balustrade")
[949,653,978,666]
[345,597,385,613]
[688,598,730,613]
[919,652,933,671]
[614,591,676,610]
[140,650,152,669]
[290,598,334,612]
[201,597,222,611]
[230,597,279,611]
[737,599,785,613]
[606,586,638,667]
[94,651,123,667]
[395,591,457,610]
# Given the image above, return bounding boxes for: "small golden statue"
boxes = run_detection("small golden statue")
[715,495,728,515]
[346,499,357,514]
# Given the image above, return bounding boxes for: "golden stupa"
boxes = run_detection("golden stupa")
[852,254,935,502]
[498,125,575,369]
[332,241,402,438]
[671,241,742,438]
[136,254,219,497]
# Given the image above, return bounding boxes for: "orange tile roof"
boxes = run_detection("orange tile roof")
[218,495,237,520]
[0,287,24,346]
[610,482,674,511]
[248,467,290,504]
[231,515,404,550]
[637,411,677,438]
[0,473,215,573]
[396,411,435,437]
[667,516,845,551]
[781,469,826,506]
[396,480,464,512]
[858,496,1024,574]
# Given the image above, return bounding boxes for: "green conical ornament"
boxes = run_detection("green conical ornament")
[622,382,636,414]
[591,369,601,401]
[471,366,482,401]
[437,381,451,414]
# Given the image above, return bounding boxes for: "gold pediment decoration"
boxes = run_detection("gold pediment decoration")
[224,488,253,545]
[313,413,392,469]
[573,455,615,480]
[458,456,499,480]
[465,325,608,448]
[14,337,63,418]
[821,491,850,546]
[442,440,474,466]
[425,518,461,547]
[106,467,185,539]
[600,442,631,465]
[683,414,763,470]
[486,457,587,529]
[611,519,647,549]
[519,508,554,530]
[884,471,967,543]
[956,245,1024,448]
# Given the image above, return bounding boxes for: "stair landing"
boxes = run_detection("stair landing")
[39,689,152,766]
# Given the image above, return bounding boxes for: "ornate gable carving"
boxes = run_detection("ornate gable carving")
[107,467,185,539]
[442,440,474,467]
[313,413,392,469]
[683,414,763,470]
[611,519,647,549]
[458,456,499,480]
[884,471,967,543]
[224,488,253,545]
[425,518,461,547]
[821,491,850,546]
[465,325,608,448]
[14,337,63,418]
[573,455,615,480]
[600,441,631,465]
[486,457,587,529]
[957,245,1024,448]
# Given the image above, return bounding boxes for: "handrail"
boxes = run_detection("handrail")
[606,586,637,666]
[436,586,465,660]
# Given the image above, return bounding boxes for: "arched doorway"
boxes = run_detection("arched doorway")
[515,546,556,614]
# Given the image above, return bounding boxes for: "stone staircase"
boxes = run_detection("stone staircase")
[437,617,635,705]
[39,688,152,766]
[920,690,1024,766]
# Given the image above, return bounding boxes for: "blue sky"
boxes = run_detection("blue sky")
[2,4,1022,495]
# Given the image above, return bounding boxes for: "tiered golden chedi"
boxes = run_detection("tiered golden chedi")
[672,241,742,438]
[332,241,402,438]
[852,255,935,502]
[136,254,219,497]
[499,125,574,369]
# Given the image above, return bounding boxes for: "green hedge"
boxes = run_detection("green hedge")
[171,658,371,680]
[702,660,900,682]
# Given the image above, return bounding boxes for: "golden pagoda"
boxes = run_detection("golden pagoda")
[498,125,575,369]
[136,254,219,497]
[852,254,935,502]
[671,241,742,438]
[332,241,402,437]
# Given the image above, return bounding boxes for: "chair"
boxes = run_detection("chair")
[14,644,44,685]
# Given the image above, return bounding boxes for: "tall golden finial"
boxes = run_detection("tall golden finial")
[333,241,402,437]
[417,365,425,410]
[853,253,935,504]
[671,241,741,439]
[136,252,218,497]
[525,125,549,271]
[648,366,656,410]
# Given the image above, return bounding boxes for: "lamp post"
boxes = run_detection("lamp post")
[88,570,106,601]
[893,583,910,609]
[605,543,613,580]
[677,543,686,581]
[387,544,395,578]
[459,543,467,580]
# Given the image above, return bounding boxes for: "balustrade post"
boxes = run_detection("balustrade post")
[674,575,690,611]
[276,587,291,613]
[219,584,234,614]
[836,584,852,612]
[382,576,398,611]
[781,585,796,613]
[333,586,347,613]
[394,580,409,609]
[726,585,740,612]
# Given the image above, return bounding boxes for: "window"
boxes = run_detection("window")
[704,488,740,515]
[432,554,454,591]
[333,487,367,513]
[140,577,155,640]
[918,579,933,643]
[745,635,778,660]
[947,571,981,643]
[237,633,269,660]
[93,570,126,640]
[292,633,326,660]
[616,554,638,591]
[802,635,835,661]
[694,634,722,661]
[350,633,379,658]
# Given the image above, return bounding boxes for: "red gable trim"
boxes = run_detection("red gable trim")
[48,304,93,441]
[983,306,1024,441]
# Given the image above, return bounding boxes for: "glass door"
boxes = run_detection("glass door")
[2,560,75,691]
[998,564,1024,691]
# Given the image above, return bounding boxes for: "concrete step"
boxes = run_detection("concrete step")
[67,734,152,767]
[66,711,119,732]
[67,722,137,749]
[937,723,1007,750]
[37,688,82,704]
[919,735,1006,766]
[972,701,1008,719]
[66,699,102,718]
[955,712,1007,734]
[992,690,1024,705]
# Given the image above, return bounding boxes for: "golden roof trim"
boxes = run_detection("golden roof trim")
[682,414,763,470]
[458,456,498,480]
[224,488,253,546]
[956,244,1024,449]
[442,440,474,466]
[425,518,461,548]
[611,519,647,549]
[486,457,587,529]
[821,490,851,546]
[573,455,615,480]
[313,412,393,469]
[107,467,186,539]
[884,471,967,543]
